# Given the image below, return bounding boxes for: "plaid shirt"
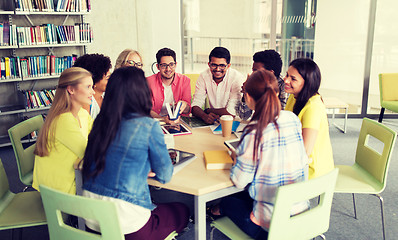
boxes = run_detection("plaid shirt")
[231,110,309,230]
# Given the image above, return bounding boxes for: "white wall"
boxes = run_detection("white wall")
[314,0,370,93]
[88,0,182,76]
[87,0,138,69]
[135,0,182,75]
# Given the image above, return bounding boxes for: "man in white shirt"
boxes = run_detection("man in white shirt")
[191,47,245,124]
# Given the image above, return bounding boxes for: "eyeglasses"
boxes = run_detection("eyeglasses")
[159,62,176,69]
[209,63,228,70]
[126,60,143,68]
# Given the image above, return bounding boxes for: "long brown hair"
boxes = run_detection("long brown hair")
[240,69,281,161]
[34,67,92,157]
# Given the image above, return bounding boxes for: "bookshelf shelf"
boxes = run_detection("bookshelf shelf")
[0,11,13,15]
[0,78,23,83]
[15,11,90,16]
[0,2,91,147]
[22,75,60,81]
[0,45,18,49]
[18,43,90,49]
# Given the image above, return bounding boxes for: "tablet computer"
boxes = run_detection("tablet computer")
[168,149,196,175]
[224,138,240,152]
[161,124,192,136]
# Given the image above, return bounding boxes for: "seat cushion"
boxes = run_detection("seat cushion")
[335,164,384,194]
[0,191,46,230]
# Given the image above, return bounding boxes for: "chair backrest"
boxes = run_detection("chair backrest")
[379,73,398,102]
[268,168,339,240]
[40,185,124,240]
[8,115,44,186]
[355,118,397,188]
[0,158,15,215]
[184,73,200,98]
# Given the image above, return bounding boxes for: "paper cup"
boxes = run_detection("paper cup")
[220,115,234,137]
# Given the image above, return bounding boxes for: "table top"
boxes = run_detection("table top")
[147,126,237,196]
[323,97,349,108]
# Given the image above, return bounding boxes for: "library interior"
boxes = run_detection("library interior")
[1,0,398,240]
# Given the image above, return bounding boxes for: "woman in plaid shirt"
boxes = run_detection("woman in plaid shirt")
[213,69,309,239]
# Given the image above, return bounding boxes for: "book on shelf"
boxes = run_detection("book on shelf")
[203,150,233,170]
[24,89,55,109]
[19,54,76,78]
[13,0,90,12]
[0,56,21,79]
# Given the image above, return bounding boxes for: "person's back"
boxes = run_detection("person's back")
[214,69,308,239]
[82,67,189,240]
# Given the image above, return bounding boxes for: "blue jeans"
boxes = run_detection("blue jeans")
[220,191,268,240]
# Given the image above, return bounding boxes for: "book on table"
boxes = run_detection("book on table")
[203,150,233,170]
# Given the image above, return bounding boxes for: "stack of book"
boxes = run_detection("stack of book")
[23,89,56,109]
[17,23,92,46]
[20,54,76,77]
[14,0,91,12]
[0,21,18,46]
[0,57,22,79]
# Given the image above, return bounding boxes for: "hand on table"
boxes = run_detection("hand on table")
[203,112,219,124]
[148,171,156,178]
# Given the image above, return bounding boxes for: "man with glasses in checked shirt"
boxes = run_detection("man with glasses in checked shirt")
[191,47,245,124]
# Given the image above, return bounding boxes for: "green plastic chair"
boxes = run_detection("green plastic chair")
[378,73,398,122]
[210,169,339,240]
[40,185,179,240]
[335,118,396,240]
[40,184,124,240]
[0,158,47,239]
[8,115,44,190]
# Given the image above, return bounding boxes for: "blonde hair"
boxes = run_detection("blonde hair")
[34,67,92,157]
[115,49,143,69]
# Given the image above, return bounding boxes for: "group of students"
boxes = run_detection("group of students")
[29,45,334,240]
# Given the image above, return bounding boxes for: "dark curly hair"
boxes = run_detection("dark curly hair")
[156,48,176,64]
[253,50,282,78]
[73,53,112,85]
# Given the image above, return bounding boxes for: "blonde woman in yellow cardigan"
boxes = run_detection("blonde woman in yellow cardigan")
[32,67,94,194]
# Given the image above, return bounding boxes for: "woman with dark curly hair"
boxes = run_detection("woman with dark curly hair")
[73,53,112,119]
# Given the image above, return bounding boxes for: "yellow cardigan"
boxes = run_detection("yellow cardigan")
[285,94,335,179]
[32,109,93,194]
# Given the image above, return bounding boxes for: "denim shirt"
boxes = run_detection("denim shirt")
[83,114,173,210]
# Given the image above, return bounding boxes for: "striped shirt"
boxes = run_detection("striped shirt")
[231,110,309,230]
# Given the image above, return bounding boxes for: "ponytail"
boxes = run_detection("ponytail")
[240,69,281,161]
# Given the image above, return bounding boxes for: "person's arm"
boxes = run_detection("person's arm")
[206,107,230,116]
[150,110,161,118]
[300,97,323,158]
[230,133,256,189]
[225,73,244,116]
[302,128,318,158]
[180,76,192,114]
[55,113,89,159]
[148,122,173,183]
[192,106,219,124]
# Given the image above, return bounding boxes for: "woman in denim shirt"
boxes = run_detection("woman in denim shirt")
[82,67,189,240]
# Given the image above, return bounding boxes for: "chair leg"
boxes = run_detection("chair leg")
[352,193,357,219]
[210,227,216,240]
[373,194,386,240]
[379,108,385,123]
[12,228,23,240]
